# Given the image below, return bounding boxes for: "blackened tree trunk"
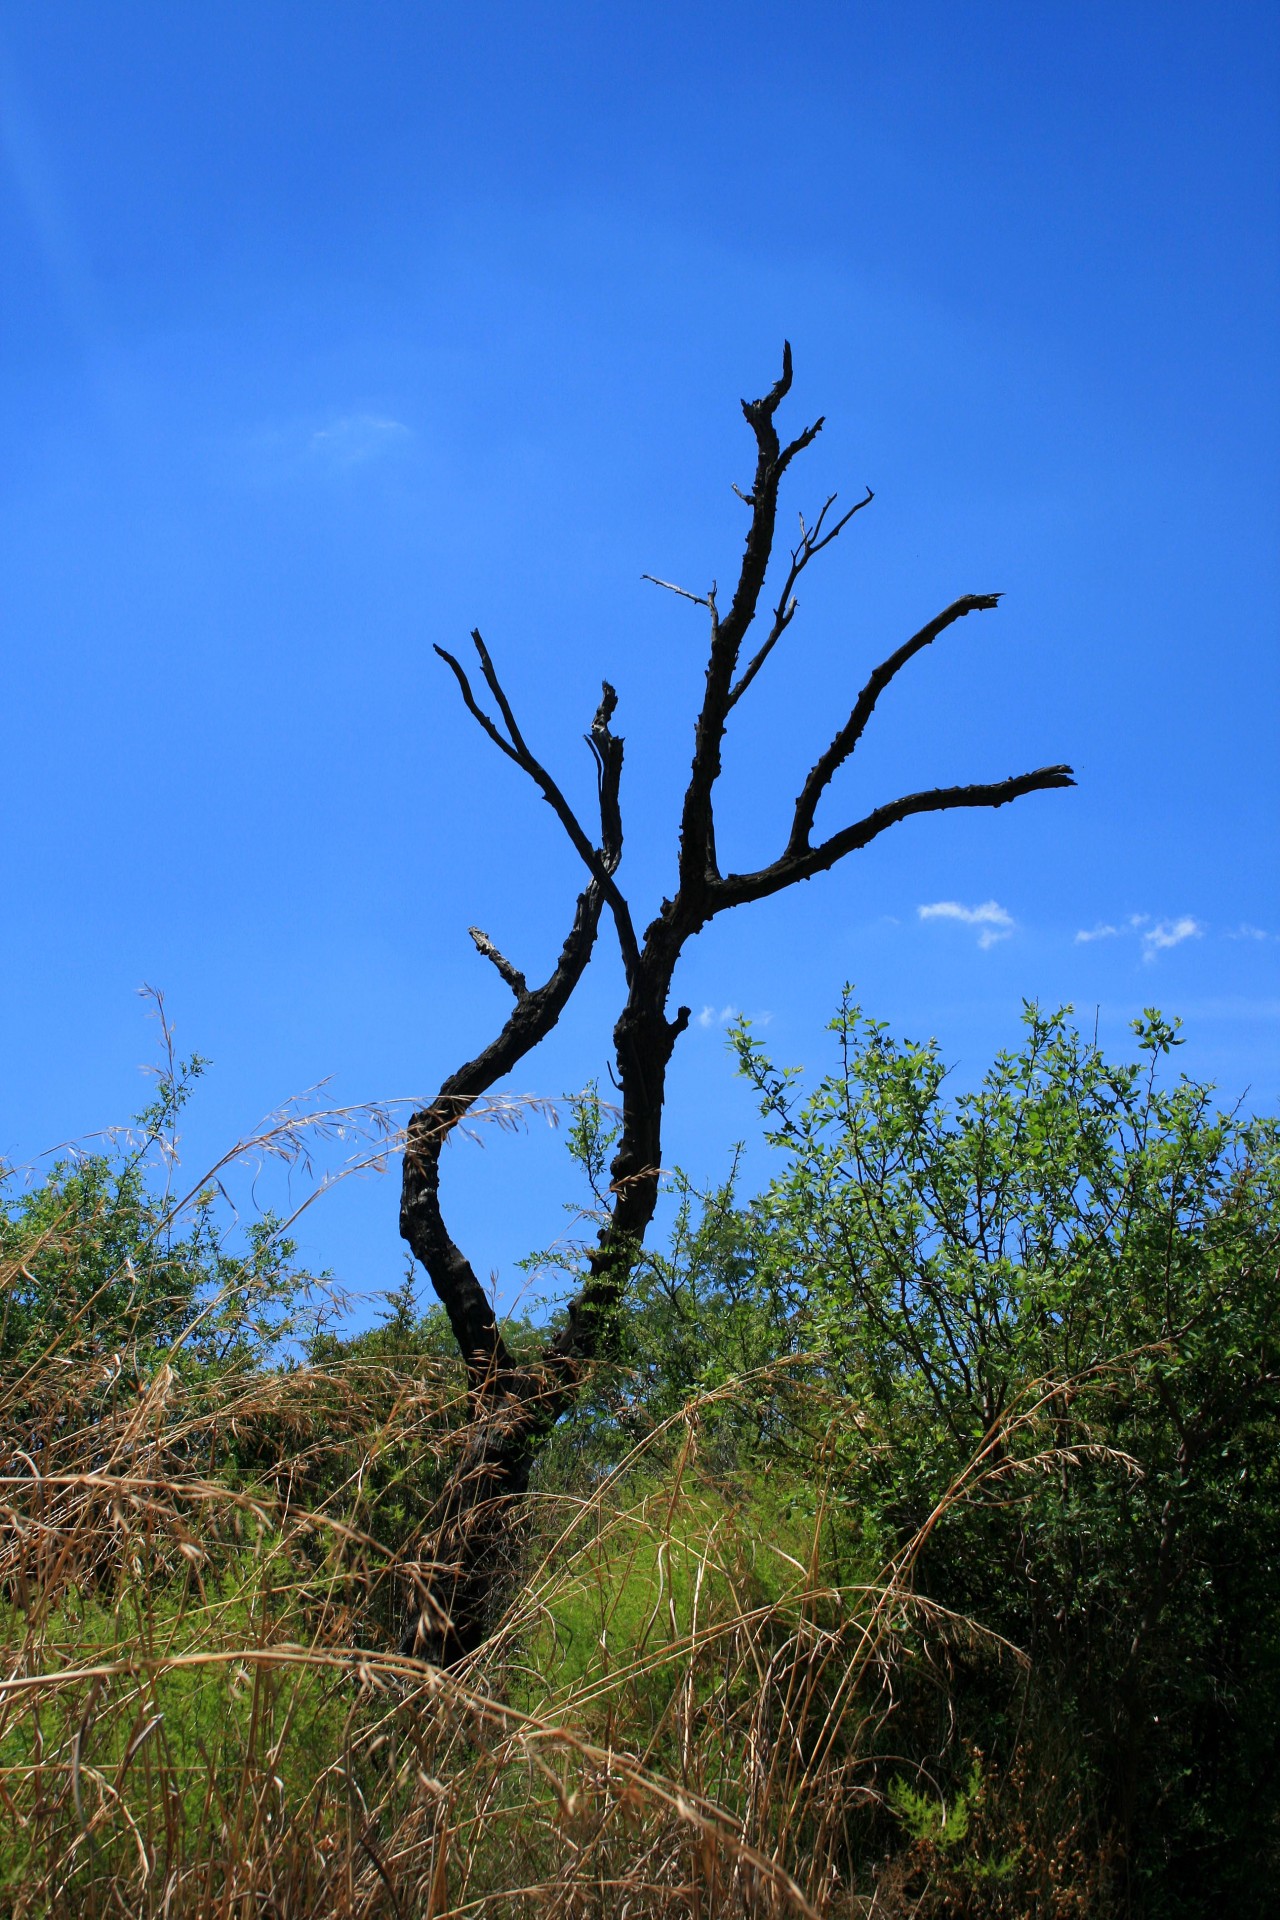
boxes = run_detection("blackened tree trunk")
[398,348,1074,1663]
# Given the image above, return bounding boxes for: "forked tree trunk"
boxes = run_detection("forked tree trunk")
[397,347,1073,1663]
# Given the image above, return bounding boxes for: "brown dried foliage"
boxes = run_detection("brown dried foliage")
[0,1325,1119,1919]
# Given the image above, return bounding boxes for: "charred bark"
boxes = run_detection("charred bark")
[398,347,1075,1663]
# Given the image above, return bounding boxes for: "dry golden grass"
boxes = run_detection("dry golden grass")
[0,1314,1116,1919]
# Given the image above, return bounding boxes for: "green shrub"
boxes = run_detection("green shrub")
[0,1038,318,1377]
[730,996,1280,1914]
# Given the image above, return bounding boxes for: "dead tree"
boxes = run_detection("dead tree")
[398,347,1074,1663]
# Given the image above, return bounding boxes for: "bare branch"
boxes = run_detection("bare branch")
[468,927,527,1000]
[743,337,795,422]
[803,485,875,559]
[435,633,641,978]
[728,486,875,710]
[433,644,522,768]
[470,628,533,757]
[788,594,1004,855]
[779,415,825,467]
[676,342,828,900]
[714,765,1077,912]
[401,879,606,1383]
[641,574,711,609]
[587,681,624,869]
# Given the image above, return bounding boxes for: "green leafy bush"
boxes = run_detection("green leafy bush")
[729,996,1280,1914]
[0,1039,317,1377]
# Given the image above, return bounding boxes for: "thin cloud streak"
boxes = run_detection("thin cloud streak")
[0,44,109,380]
[309,413,413,466]
[917,899,1015,950]
[696,1004,772,1030]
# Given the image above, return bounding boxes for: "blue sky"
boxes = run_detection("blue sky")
[2,2,1277,1318]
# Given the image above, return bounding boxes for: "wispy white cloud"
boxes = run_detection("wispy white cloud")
[0,49,101,354]
[1142,916,1205,960]
[1073,911,1247,958]
[308,413,412,466]
[917,899,1015,950]
[694,1004,772,1031]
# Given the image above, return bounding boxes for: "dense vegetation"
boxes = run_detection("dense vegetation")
[1,999,1275,1916]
